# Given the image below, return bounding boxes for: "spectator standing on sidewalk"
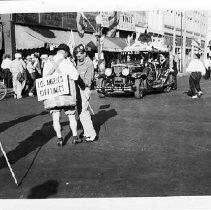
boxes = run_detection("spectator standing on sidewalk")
[26,55,36,97]
[1,54,12,88]
[74,44,97,142]
[170,52,178,90]
[186,53,206,99]
[10,53,26,99]
[32,53,42,77]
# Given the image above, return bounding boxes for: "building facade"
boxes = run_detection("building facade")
[0,10,209,72]
[163,10,208,71]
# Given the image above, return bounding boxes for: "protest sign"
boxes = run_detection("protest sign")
[36,74,70,101]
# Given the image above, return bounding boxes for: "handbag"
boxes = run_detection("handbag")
[17,72,25,83]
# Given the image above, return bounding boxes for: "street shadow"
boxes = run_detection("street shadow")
[0,121,54,170]
[18,146,42,186]
[92,108,118,137]
[99,104,110,109]
[27,180,59,199]
[0,111,48,134]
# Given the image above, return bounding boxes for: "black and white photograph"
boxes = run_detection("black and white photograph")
[1,0,211,209]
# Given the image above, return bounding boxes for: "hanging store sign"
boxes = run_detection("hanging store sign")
[12,13,39,25]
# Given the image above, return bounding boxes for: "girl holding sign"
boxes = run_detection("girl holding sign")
[42,44,82,146]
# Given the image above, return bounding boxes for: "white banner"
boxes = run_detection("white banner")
[36,74,69,101]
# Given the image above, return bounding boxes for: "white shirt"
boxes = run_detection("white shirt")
[43,53,79,80]
[204,59,211,69]
[10,59,26,74]
[1,58,12,69]
[186,59,206,76]
[27,61,36,74]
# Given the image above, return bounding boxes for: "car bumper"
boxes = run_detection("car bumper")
[96,85,134,93]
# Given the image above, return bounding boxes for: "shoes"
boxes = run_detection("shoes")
[192,95,198,99]
[198,91,203,97]
[57,137,64,147]
[14,93,17,99]
[16,95,22,99]
[29,92,34,97]
[72,136,82,144]
[83,135,98,142]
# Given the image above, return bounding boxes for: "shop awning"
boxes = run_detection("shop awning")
[15,25,97,50]
[102,37,129,52]
[15,25,133,53]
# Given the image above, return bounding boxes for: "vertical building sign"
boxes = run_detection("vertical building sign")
[0,24,2,49]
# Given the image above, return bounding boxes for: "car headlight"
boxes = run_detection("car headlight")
[122,68,129,76]
[105,68,112,76]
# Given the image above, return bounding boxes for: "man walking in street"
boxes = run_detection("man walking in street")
[74,44,97,142]
[43,44,82,146]
[186,53,206,99]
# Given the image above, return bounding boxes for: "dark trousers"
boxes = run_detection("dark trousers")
[29,72,36,94]
[189,72,202,96]
[172,72,177,89]
[2,68,12,88]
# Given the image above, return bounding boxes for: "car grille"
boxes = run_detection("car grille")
[113,66,125,76]
[114,77,125,84]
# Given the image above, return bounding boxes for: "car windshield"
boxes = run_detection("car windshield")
[117,51,169,64]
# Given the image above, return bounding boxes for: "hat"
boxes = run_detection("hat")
[41,54,48,59]
[195,53,201,59]
[15,53,21,59]
[57,44,70,54]
[73,44,86,55]
[26,55,32,60]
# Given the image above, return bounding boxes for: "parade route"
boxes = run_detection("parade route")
[1,75,211,198]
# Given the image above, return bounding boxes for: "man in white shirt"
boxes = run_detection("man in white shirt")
[1,54,12,88]
[43,44,82,146]
[186,53,206,99]
[10,53,26,99]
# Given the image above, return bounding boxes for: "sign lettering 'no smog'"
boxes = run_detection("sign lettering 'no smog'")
[36,74,70,101]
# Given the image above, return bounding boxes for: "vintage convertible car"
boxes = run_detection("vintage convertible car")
[96,49,174,99]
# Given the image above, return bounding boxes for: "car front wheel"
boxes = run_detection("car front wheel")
[134,79,144,99]
[163,75,173,93]
[97,78,106,98]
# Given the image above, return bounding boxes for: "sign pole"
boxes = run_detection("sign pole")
[0,141,18,186]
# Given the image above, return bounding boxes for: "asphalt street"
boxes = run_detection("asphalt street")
[1,75,211,199]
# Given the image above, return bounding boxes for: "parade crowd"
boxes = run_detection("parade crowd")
[0,42,210,146]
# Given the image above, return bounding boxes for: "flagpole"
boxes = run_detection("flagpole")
[95,13,102,73]
[81,12,97,33]
[0,141,18,186]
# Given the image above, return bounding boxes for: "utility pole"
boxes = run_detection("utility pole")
[180,11,183,73]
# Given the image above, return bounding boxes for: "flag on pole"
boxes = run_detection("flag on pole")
[107,11,120,37]
[76,12,88,38]
[126,33,134,46]
[67,30,75,55]
[192,38,201,49]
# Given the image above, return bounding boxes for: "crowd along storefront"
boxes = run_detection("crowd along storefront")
[1,13,133,57]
